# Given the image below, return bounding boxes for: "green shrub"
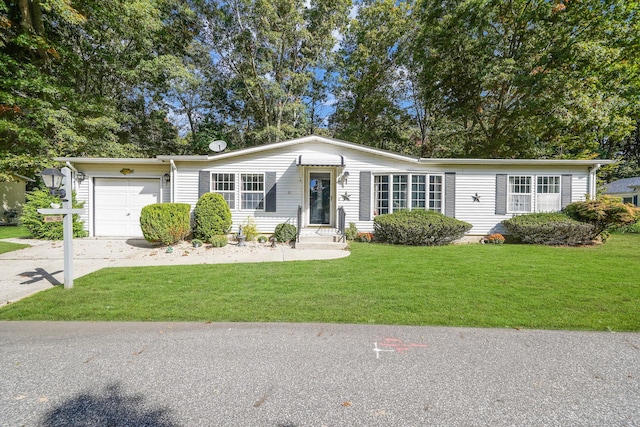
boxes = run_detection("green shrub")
[241,217,259,241]
[273,223,297,242]
[20,189,87,240]
[257,235,268,243]
[502,212,596,245]
[193,193,232,243]
[140,203,191,245]
[564,196,639,241]
[612,221,640,234]
[373,210,472,246]
[345,222,359,241]
[209,235,228,247]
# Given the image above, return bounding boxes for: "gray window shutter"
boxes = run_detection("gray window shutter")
[198,170,210,198]
[359,171,372,221]
[561,174,572,208]
[444,172,456,217]
[265,172,277,212]
[495,174,507,215]
[634,195,638,207]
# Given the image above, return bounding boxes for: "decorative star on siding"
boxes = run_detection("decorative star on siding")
[472,193,481,202]
[341,192,351,201]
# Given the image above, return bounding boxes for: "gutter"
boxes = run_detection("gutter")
[169,159,177,203]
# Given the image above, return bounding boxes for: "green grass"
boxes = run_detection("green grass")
[0,226,30,253]
[0,225,30,239]
[1,234,639,331]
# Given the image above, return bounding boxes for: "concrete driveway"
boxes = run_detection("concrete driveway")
[0,237,349,306]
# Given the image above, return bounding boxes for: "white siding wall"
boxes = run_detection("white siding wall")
[67,141,595,238]
[176,146,594,236]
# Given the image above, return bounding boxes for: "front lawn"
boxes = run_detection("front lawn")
[0,225,30,239]
[0,226,31,254]
[1,234,639,331]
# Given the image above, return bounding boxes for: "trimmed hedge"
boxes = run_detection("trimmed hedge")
[193,193,232,243]
[374,210,472,246]
[502,212,595,246]
[140,203,191,245]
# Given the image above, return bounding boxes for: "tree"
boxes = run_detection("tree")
[331,0,417,153]
[414,0,639,159]
[196,0,351,146]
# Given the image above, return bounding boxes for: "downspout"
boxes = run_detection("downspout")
[588,164,601,200]
[65,161,78,192]
[170,159,177,203]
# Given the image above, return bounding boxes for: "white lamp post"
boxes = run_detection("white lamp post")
[37,167,84,289]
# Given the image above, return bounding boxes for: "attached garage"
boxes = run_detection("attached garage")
[94,178,161,236]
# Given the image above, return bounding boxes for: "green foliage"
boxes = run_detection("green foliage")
[209,235,228,248]
[564,196,639,240]
[374,210,472,246]
[241,217,259,241]
[193,193,232,243]
[345,222,359,241]
[502,213,595,246]
[612,221,640,234]
[20,189,87,240]
[273,223,297,243]
[140,203,191,246]
[257,235,268,243]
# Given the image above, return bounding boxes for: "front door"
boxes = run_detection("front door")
[308,171,333,225]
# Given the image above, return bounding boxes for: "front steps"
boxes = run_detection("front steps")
[295,228,348,250]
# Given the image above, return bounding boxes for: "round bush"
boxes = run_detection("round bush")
[502,212,596,245]
[209,235,228,247]
[193,193,232,243]
[140,203,191,245]
[374,210,471,246]
[20,188,87,240]
[273,223,297,242]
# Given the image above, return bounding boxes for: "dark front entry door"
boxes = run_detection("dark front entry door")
[309,172,331,225]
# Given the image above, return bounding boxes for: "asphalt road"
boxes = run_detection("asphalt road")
[1,322,639,426]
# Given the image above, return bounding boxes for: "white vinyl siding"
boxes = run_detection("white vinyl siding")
[375,173,443,215]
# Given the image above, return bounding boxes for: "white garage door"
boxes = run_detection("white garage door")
[94,178,160,236]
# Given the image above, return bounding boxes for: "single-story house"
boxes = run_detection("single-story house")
[1,174,35,224]
[57,135,610,240]
[602,177,640,207]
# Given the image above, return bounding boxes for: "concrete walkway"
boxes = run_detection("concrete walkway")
[0,237,349,306]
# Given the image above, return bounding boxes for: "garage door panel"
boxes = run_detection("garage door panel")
[94,178,160,236]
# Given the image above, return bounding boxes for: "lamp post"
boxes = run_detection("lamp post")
[37,167,84,289]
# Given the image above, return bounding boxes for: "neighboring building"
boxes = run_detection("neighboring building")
[0,174,34,224]
[57,135,610,238]
[602,177,640,207]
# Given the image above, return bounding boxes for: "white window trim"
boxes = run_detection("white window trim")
[210,172,266,211]
[374,173,444,215]
[507,175,562,214]
[240,173,265,211]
